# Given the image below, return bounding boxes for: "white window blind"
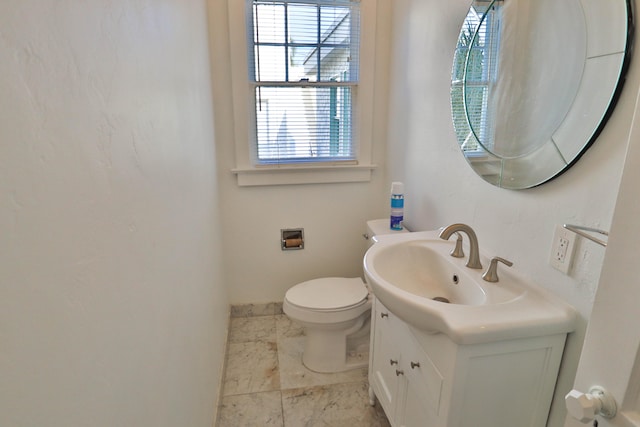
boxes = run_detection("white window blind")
[247,0,361,164]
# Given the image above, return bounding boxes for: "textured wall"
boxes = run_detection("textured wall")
[0,1,228,426]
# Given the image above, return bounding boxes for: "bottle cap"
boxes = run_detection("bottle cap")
[391,182,404,195]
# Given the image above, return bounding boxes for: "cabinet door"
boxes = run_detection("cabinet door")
[401,356,443,427]
[370,301,402,420]
[399,332,444,427]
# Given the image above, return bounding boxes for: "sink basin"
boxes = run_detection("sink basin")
[364,230,576,344]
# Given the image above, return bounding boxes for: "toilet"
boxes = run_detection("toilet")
[283,219,407,373]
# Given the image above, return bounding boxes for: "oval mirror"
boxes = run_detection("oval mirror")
[451,0,634,189]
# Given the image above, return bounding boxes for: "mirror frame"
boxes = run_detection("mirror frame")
[451,0,635,189]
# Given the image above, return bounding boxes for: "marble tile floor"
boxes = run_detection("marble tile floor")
[217,307,391,427]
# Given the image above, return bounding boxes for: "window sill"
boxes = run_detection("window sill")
[231,164,377,186]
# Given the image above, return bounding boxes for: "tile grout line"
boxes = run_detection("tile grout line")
[274,315,287,426]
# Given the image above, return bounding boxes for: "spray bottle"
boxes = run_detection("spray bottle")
[390,182,404,230]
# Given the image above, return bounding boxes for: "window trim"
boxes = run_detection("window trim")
[227,0,377,186]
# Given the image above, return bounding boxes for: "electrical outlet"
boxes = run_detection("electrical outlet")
[555,237,569,262]
[549,225,576,274]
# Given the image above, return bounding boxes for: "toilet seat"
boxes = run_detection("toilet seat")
[285,277,369,312]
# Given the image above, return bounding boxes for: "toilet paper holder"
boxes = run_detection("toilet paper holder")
[281,228,304,250]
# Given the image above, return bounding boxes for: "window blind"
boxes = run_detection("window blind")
[248,0,361,164]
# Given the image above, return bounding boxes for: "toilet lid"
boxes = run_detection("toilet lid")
[285,277,369,311]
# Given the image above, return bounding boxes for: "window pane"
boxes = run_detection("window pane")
[319,5,355,81]
[289,46,316,81]
[253,3,285,43]
[252,0,359,83]
[255,46,287,81]
[320,6,351,42]
[320,47,350,80]
[288,4,318,44]
[254,86,354,162]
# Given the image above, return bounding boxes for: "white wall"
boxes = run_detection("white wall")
[209,0,393,304]
[0,2,229,426]
[566,88,640,427]
[385,1,640,426]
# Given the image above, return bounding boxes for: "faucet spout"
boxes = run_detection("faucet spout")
[439,223,483,269]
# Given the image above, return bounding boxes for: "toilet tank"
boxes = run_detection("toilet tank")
[365,219,409,250]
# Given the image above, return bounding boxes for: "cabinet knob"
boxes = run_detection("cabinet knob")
[395,369,404,376]
[390,359,398,366]
[565,386,617,423]
[410,361,420,369]
[380,312,389,318]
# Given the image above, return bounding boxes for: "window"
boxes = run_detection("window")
[228,0,377,186]
[250,0,359,163]
[451,3,502,155]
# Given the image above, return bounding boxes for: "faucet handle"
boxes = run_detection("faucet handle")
[482,256,513,283]
[450,232,465,258]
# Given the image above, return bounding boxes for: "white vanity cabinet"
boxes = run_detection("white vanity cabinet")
[369,299,444,426]
[368,298,568,427]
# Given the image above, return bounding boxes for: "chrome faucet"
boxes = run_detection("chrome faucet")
[439,223,483,269]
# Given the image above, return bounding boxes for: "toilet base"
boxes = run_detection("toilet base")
[300,312,371,373]
[282,278,372,374]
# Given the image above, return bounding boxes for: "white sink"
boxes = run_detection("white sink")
[364,229,576,344]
